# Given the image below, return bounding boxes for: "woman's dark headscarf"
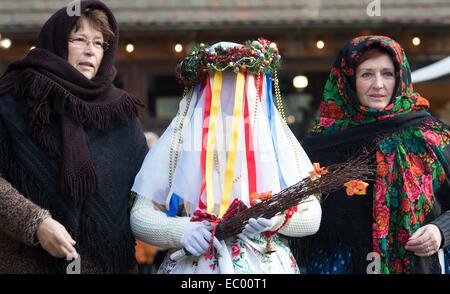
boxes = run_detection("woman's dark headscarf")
[0,0,142,204]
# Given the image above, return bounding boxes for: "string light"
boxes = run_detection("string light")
[293,75,308,89]
[316,40,325,49]
[287,115,296,124]
[412,37,421,46]
[174,43,183,53]
[0,38,12,49]
[126,43,134,53]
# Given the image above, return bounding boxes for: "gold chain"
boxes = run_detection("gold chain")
[251,72,261,138]
[272,71,302,176]
[273,70,287,123]
[169,86,191,187]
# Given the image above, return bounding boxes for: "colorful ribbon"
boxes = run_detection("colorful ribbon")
[266,74,287,188]
[205,71,222,213]
[219,71,245,216]
[244,72,257,195]
[199,77,212,210]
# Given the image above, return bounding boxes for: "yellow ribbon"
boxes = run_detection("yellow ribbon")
[219,71,245,217]
[205,72,222,213]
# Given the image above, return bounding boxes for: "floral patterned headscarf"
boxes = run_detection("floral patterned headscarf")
[311,36,450,273]
[311,35,430,135]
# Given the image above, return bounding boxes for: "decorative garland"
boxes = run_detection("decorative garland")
[176,37,281,87]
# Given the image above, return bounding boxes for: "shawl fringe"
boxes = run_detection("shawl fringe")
[62,160,98,207]
[15,68,142,130]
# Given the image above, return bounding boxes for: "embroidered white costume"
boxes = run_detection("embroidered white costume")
[130,40,321,274]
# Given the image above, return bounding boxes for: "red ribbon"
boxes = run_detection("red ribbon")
[263,206,297,239]
[198,77,211,210]
[191,198,248,259]
[244,72,257,195]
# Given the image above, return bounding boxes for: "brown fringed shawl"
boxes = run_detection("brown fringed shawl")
[0,0,142,204]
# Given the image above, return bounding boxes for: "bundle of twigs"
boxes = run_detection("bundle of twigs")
[214,151,376,240]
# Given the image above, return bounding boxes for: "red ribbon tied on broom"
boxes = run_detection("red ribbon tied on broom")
[193,198,249,259]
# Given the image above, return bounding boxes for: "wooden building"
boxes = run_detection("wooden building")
[1,0,450,137]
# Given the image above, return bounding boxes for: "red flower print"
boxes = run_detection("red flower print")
[397,230,409,245]
[401,198,411,212]
[231,243,240,258]
[394,259,404,273]
[344,67,354,76]
[421,174,433,202]
[391,173,398,181]
[320,102,329,116]
[320,117,335,127]
[375,178,387,202]
[386,153,395,170]
[353,114,364,122]
[423,130,441,146]
[372,226,381,253]
[377,162,389,177]
[384,103,395,111]
[406,154,424,177]
[331,67,339,76]
[391,41,405,63]
[403,169,422,202]
[378,114,396,121]
[351,36,368,45]
[410,213,417,225]
[374,204,390,238]
[403,258,411,267]
[327,100,344,119]
[419,213,425,223]
[439,173,446,183]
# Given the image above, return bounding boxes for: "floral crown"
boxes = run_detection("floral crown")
[176,37,281,87]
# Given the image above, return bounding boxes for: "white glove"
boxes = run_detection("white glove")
[180,221,222,256]
[240,217,273,238]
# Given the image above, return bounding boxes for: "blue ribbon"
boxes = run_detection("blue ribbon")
[166,192,181,217]
[266,74,287,189]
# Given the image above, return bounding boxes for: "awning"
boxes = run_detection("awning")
[411,56,450,83]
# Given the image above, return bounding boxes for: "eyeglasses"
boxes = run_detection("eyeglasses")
[68,36,109,51]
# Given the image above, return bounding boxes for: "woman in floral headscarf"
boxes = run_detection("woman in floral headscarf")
[291,35,450,274]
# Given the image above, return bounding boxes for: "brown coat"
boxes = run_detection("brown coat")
[0,176,109,274]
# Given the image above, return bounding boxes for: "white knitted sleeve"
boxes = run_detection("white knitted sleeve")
[278,195,322,237]
[130,194,190,249]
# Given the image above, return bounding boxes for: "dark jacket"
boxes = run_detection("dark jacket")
[0,93,148,273]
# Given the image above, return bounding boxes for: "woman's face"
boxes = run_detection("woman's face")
[356,50,396,110]
[67,19,105,80]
